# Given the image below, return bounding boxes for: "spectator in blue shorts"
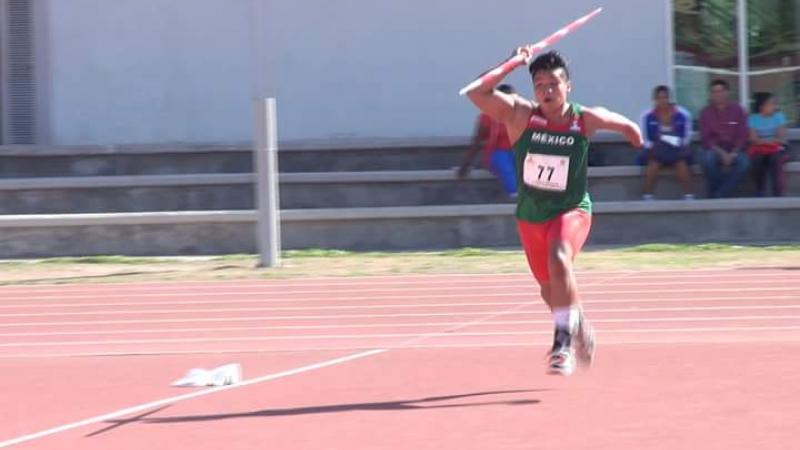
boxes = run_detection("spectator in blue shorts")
[639,85,695,200]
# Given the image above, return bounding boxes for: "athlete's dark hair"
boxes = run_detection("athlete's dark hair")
[497,84,515,94]
[752,92,774,114]
[653,85,670,98]
[528,51,570,80]
[710,79,729,91]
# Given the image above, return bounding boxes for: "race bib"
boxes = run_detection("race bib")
[523,153,570,191]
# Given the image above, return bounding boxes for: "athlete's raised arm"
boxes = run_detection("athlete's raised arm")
[465,47,534,125]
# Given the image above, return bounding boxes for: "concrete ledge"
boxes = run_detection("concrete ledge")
[0,174,254,190]
[0,144,250,157]
[0,162,796,190]
[283,204,514,221]
[279,137,468,151]
[588,165,726,177]
[0,210,255,228]
[0,171,502,214]
[0,166,796,213]
[590,162,800,177]
[1,197,797,226]
[286,197,800,220]
[198,128,800,151]
[0,141,790,178]
[280,170,494,183]
[0,131,680,158]
[0,198,796,256]
[596,197,800,213]
[0,140,466,156]
[0,170,488,189]
[4,129,800,156]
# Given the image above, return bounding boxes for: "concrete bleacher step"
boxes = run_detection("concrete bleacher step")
[275,136,663,170]
[0,145,252,178]
[0,198,797,257]
[0,174,255,214]
[0,139,796,257]
[0,171,507,213]
[0,140,621,178]
[0,164,797,214]
[0,143,468,177]
[1,137,796,177]
[590,163,800,200]
[600,140,800,166]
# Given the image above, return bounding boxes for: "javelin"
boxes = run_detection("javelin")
[458,7,603,96]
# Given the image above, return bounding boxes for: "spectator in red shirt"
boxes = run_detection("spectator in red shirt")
[699,79,750,198]
[458,84,518,197]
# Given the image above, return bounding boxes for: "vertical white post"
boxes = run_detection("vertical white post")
[664,0,676,90]
[737,0,749,107]
[254,98,281,267]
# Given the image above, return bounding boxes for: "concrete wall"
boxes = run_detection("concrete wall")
[41,0,670,145]
[266,0,670,142]
[44,0,254,144]
[0,199,797,257]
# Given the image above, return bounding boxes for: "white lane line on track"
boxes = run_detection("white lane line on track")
[3,300,800,327]
[0,349,386,449]
[0,272,628,448]
[4,284,800,309]
[3,314,799,338]
[3,294,800,318]
[5,334,800,359]
[2,278,798,302]
[3,325,800,349]
[0,267,786,292]
[12,267,796,447]
[0,271,635,447]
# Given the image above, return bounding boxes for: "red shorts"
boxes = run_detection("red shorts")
[516,209,592,283]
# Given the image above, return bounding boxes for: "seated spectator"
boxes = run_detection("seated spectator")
[458,84,517,197]
[699,79,750,198]
[748,92,789,196]
[639,85,695,200]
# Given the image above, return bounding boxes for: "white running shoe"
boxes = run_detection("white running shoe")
[547,348,576,376]
[546,327,576,376]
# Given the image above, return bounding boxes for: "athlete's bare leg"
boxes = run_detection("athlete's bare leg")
[545,239,595,374]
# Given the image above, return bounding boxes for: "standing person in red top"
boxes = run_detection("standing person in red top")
[458,84,519,198]
[464,48,643,375]
[699,79,750,198]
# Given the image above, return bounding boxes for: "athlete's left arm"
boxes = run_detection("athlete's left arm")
[583,107,644,148]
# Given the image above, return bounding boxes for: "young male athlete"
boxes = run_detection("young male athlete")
[466,49,643,375]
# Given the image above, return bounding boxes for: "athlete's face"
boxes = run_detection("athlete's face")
[532,69,571,114]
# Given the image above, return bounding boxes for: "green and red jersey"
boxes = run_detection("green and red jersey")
[513,103,592,223]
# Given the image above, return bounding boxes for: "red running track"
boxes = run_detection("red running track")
[2,268,799,449]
